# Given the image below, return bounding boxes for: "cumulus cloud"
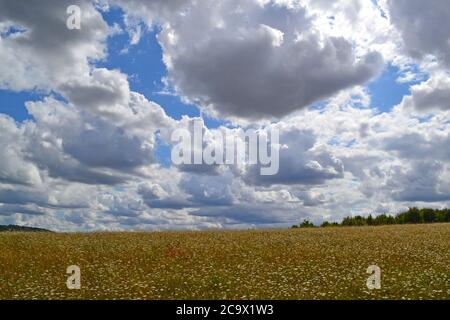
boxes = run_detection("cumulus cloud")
[0,0,110,91]
[138,181,193,210]
[161,1,383,119]
[116,0,383,120]
[388,0,450,68]
[384,161,450,203]
[21,98,132,184]
[190,204,300,226]
[1,0,450,231]
[59,68,131,118]
[0,204,46,216]
[180,172,234,206]
[303,0,399,60]
[382,132,450,162]
[0,115,41,186]
[400,73,450,112]
[243,126,344,185]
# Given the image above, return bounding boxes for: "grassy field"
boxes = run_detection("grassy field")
[0,223,449,300]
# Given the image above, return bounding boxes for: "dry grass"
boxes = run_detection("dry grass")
[0,223,449,300]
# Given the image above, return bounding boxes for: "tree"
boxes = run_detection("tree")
[374,214,388,225]
[293,207,450,230]
[445,209,450,222]
[367,214,374,226]
[406,207,420,224]
[386,215,396,224]
[435,210,446,222]
[422,208,436,223]
[299,219,315,228]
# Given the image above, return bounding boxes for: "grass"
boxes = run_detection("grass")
[0,223,449,300]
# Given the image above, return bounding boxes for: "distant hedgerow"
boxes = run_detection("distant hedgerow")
[292,207,450,228]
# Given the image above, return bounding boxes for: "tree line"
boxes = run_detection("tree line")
[292,207,450,228]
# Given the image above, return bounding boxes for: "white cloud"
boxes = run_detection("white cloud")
[0,0,111,91]
[1,0,450,231]
[400,72,450,112]
[116,0,384,120]
[0,115,42,186]
[388,0,450,68]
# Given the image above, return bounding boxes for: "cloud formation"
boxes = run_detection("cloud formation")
[400,73,450,112]
[0,1,450,231]
[0,0,110,91]
[388,0,450,68]
[156,0,383,119]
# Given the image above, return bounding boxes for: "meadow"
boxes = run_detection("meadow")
[0,223,449,300]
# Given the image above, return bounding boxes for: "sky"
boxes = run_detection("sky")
[0,0,450,231]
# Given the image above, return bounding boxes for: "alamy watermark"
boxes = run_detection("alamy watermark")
[171,120,280,175]
[366,265,381,290]
[66,5,81,30]
[66,265,81,290]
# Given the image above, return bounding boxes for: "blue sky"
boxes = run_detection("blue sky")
[368,65,411,113]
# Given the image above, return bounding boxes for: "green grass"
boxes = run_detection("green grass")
[0,223,449,300]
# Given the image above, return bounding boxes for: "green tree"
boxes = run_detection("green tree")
[445,209,450,222]
[374,214,388,225]
[422,208,436,223]
[299,219,315,228]
[406,207,420,223]
[367,214,374,226]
